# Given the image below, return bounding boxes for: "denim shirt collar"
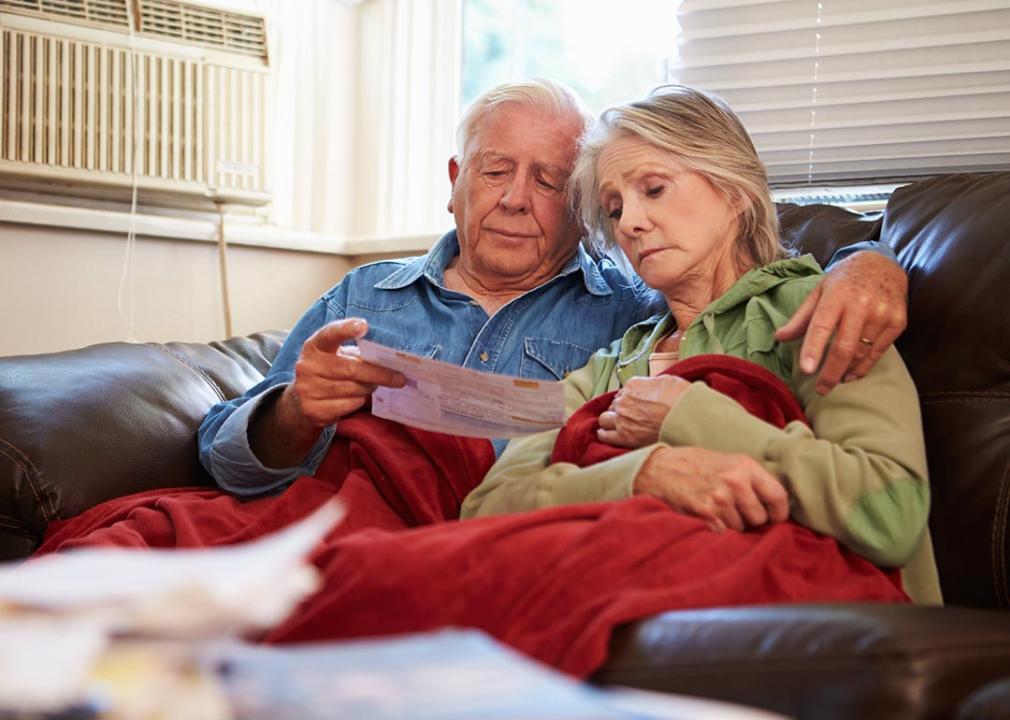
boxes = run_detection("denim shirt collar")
[372,229,613,297]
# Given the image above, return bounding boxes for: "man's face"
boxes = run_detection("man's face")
[448,103,585,291]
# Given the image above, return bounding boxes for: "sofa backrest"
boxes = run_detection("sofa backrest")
[780,173,1010,608]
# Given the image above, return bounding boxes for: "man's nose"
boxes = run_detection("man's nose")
[499,173,532,213]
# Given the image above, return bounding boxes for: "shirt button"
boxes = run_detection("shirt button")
[479,351,489,362]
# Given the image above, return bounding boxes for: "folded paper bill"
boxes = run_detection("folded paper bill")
[357,338,565,438]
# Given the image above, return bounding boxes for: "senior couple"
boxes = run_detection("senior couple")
[201,78,933,578]
[44,79,938,671]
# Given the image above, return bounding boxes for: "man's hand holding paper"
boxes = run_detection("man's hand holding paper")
[250,319,407,469]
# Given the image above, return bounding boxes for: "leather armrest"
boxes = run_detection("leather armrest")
[594,603,1010,720]
[0,331,285,558]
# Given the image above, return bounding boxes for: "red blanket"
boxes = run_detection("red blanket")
[38,355,908,677]
[38,417,494,551]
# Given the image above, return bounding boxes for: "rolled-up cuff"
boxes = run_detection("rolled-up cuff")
[207,383,336,497]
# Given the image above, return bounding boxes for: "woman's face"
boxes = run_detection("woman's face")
[596,134,743,297]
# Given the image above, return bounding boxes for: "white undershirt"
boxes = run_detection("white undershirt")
[648,350,680,377]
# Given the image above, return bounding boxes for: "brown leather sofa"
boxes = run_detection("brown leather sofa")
[2,172,1009,719]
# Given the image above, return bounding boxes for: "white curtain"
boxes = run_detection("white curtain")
[671,0,1010,186]
[355,0,461,239]
[263,0,460,241]
[265,0,358,234]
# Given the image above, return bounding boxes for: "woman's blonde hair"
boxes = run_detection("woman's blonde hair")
[570,84,785,267]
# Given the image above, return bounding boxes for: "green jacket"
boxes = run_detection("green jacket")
[461,255,941,605]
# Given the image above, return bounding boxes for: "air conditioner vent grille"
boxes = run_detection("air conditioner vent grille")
[137,0,266,60]
[0,0,129,29]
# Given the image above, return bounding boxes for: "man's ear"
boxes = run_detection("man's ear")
[447,156,460,213]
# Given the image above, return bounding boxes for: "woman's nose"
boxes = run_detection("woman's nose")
[618,198,649,236]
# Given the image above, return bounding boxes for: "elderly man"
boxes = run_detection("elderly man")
[199,79,907,497]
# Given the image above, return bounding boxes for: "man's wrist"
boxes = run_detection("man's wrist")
[249,387,324,469]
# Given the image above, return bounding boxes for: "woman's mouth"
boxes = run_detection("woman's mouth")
[638,247,666,263]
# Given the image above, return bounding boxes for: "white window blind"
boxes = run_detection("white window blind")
[670,0,1010,187]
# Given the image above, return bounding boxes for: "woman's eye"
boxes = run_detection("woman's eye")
[608,207,623,220]
[646,185,665,198]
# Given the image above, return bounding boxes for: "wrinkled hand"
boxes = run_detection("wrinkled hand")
[597,375,692,449]
[775,252,908,395]
[634,446,789,532]
[281,318,406,431]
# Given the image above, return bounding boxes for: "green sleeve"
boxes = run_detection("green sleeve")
[460,346,652,518]
[657,346,930,566]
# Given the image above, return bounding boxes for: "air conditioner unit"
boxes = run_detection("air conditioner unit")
[0,0,270,206]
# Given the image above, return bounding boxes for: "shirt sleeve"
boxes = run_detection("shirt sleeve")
[197,294,343,496]
[461,347,651,518]
[825,239,896,267]
[656,344,930,567]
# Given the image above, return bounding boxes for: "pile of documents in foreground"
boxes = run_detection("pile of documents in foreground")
[0,501,344,719]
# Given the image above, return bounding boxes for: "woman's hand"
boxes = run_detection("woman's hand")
[634,446,790,532]
[597,375,691,448]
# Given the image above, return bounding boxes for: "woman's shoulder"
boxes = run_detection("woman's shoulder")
[756,254,824,285]
[699,254,822,324]
[750,254,824,314]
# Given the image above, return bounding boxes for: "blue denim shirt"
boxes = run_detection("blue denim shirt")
[198,230,666,495]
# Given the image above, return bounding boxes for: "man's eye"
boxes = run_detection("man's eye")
[646,185,665,198]
[608,207,622,220]
[537,178,558,191]
[485,170,507,177]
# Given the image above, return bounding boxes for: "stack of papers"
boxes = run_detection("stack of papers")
[0,501,344,716]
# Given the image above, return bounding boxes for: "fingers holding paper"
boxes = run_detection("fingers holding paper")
[248,318,406,470]
[286,318,407,429]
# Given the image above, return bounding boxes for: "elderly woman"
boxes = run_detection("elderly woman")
[461,85,940,606]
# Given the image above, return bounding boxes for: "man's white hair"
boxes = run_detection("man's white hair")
[454,78,593,163]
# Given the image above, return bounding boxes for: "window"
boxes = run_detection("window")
[461,0,676,114]
[461,0,1010,212]
[671,0,1010,191]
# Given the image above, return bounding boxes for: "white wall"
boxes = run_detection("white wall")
[0,222,368,356]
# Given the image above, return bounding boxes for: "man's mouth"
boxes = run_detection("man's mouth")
[486,228,537,239]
